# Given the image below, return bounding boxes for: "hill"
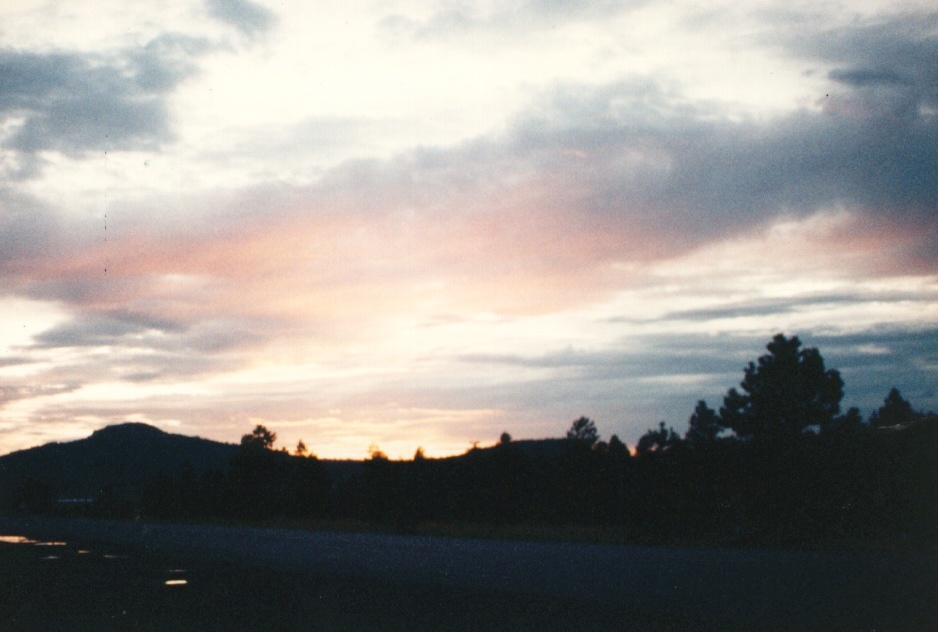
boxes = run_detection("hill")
[0,423,239,513]
[0,424,574,516]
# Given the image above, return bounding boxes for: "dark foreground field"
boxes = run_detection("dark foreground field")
[1,539,624,631]
[1,517,935,631]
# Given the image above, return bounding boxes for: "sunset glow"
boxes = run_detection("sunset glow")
[1,0,935,458]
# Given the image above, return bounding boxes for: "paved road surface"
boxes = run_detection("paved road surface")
[2,516,934,630]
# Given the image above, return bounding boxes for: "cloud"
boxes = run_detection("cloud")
[0,356,32,368]
[520,76,934,237]
[785,13,937,106]
[0,36,209,180]
[374,330,761,437]
[205,0,276,39]
[9,9,933,306]
[127,34,212,92]
[31,310,183,349]
[455,345,738,393]
[0,189,68,267]
[1,2,935,456]
[6,48,935,347]
[379,0,645,41]
[808,327,938,411]
[0,383,82,408]
[660,289,934,324]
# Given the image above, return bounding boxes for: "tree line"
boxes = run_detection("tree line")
[27,334,938,549]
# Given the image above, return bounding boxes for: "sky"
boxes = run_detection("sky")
[0,0,936,459]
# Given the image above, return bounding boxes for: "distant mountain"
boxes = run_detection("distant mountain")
[0,423,574,515]
[0,423,239,513]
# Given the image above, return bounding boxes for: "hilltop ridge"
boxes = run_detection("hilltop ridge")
[0,423,238,512]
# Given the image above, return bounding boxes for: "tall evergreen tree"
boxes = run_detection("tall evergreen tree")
[720,334,843,441]
[566,416,600,445]
[869,387,919,428]
[685,400,722,445]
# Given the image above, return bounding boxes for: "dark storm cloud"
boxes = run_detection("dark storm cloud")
[205,0,276,38]
[0,34,208,178]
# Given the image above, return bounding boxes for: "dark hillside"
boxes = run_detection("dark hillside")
[0,423,363,515]
[0,423,238,512]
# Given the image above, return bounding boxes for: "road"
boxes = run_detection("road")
[1,516,934,630]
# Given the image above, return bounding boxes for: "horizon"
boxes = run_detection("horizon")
[1,419,578,460]
[1,0,936,460]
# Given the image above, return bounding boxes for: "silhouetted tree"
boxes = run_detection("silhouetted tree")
[826,406,866,435]
[227,426,331,519]
[720,334,844,441]
[500,431,512,444]
[869,387,919,428]
[241,424,277,451]
[685,400,721,445]
[368,443,388,461]
[294,439,308,457]
[413,446,426,461]
[636,422,681,455]
[608,434,629,458]
[567,416,599,445]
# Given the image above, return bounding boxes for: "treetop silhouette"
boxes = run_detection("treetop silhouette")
[685,400,721,446]
[870,387,919,428]
[567,416,599,444]
[636,422,680,455]
[719,333,844,441]
[241,424,277,451]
